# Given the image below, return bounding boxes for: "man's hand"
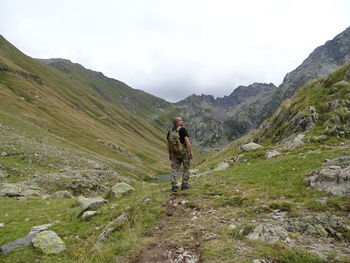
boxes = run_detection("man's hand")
[189,151,193,159]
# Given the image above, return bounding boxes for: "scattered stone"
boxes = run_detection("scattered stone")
[81,210,97,221]
[31,230,66,254]
[189,169,199,175]
[0,224,52,256]
[110,182,135,199]
[0,223,4,228]
[315,197,328,205]
[309,135,329,143]
[228,223,237,230]
[25,218,31,222]
[51,190,73,199]
[75,196,106,217]
[305,156,350,196]
[240,142,263,152]
[1,151,8,156]
[0,169,9,178]
[282,133,305,149]
[284,213,349,241]
[247,223,291,243]
[0,182,44,197]
[215,161,229,171]
[265,150,281,159]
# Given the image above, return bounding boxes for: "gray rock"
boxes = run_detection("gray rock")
[284,214,349,241]
[110,182,135,199]
[1,151,8,156]
[75,196,106,217]
[305,156,350,196]
[334,80,350,88]
[51,190,73,199]
[265,150,281,159]
[31,230,66,254]
[215,161,229,171]
[0,223,4,228]
[81,210,97,221]
[0,169,9,178]
[240,142,263,152]
[0,223,52,256]
[247,223,291,243]
[0,182,44,197]
[279,133,305,149]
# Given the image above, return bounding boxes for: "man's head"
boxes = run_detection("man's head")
[173,116,183,127]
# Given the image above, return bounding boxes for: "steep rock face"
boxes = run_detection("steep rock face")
[176,83,276,148]
[177,27,350,148]
[256,64,350,143]
[263,26,350,119]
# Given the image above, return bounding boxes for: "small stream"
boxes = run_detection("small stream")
[149,172,182,183]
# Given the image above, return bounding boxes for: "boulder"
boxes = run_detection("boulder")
[81,210,97,221]
[0,182,44,197]
[305,156,350,196]
[240,143,263,152]
[247,223,291,243]
[284,214,349,241]
[31,230,66,254]
[282,133,305,149]
[265,150,281,159]
[0,224,53,256]
[110,182,135,198]
[75,196,106,217]
[51,190,73,199]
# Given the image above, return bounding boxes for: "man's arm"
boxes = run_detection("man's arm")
[184,136,193,159]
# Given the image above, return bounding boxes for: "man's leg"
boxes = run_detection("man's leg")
[171,155,181,190]
[181,149,191,189]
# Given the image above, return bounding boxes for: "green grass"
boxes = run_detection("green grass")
[0,182,168,263]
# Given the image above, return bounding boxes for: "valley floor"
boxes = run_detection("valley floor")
[1,140,350,263]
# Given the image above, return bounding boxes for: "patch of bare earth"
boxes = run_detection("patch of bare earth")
[129,194,203,263]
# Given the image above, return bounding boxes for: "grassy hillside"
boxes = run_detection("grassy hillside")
[0,34,170,179]
[38,58,172,115]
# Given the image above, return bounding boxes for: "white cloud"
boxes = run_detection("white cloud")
[0,0,349,102]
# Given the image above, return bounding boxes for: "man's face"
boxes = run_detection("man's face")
[177,118,183,126]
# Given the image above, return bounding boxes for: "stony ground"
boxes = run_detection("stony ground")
[1,135,350,263]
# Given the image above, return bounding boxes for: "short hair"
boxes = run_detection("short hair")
[173,117,182,125]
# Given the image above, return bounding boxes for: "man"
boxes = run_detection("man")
[167,116,193,192]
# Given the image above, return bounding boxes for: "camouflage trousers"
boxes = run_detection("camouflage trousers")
[171,148,190,187]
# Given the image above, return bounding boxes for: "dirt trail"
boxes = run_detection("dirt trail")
[130,193,203,263]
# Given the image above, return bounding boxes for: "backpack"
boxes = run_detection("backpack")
[168,126,184,154]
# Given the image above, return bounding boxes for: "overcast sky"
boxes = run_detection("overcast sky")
[1,0,349,102]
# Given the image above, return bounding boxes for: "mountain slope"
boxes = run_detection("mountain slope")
[175,83,277,148]
[262,26,350,121]
[0,34,169,180]
[175,26,350,149]
[257,63,350,143]
[38,58,172,114]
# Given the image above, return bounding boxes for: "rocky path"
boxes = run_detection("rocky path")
[130,193,202,263]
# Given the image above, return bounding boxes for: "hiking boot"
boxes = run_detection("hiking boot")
[181,183,193,190]
[171,185,179,192]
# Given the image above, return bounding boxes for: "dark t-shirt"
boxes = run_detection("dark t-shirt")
[167,126,189,145]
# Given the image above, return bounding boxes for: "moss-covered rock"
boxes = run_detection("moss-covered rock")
[110,182,135,199]
[31,230,66,254]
